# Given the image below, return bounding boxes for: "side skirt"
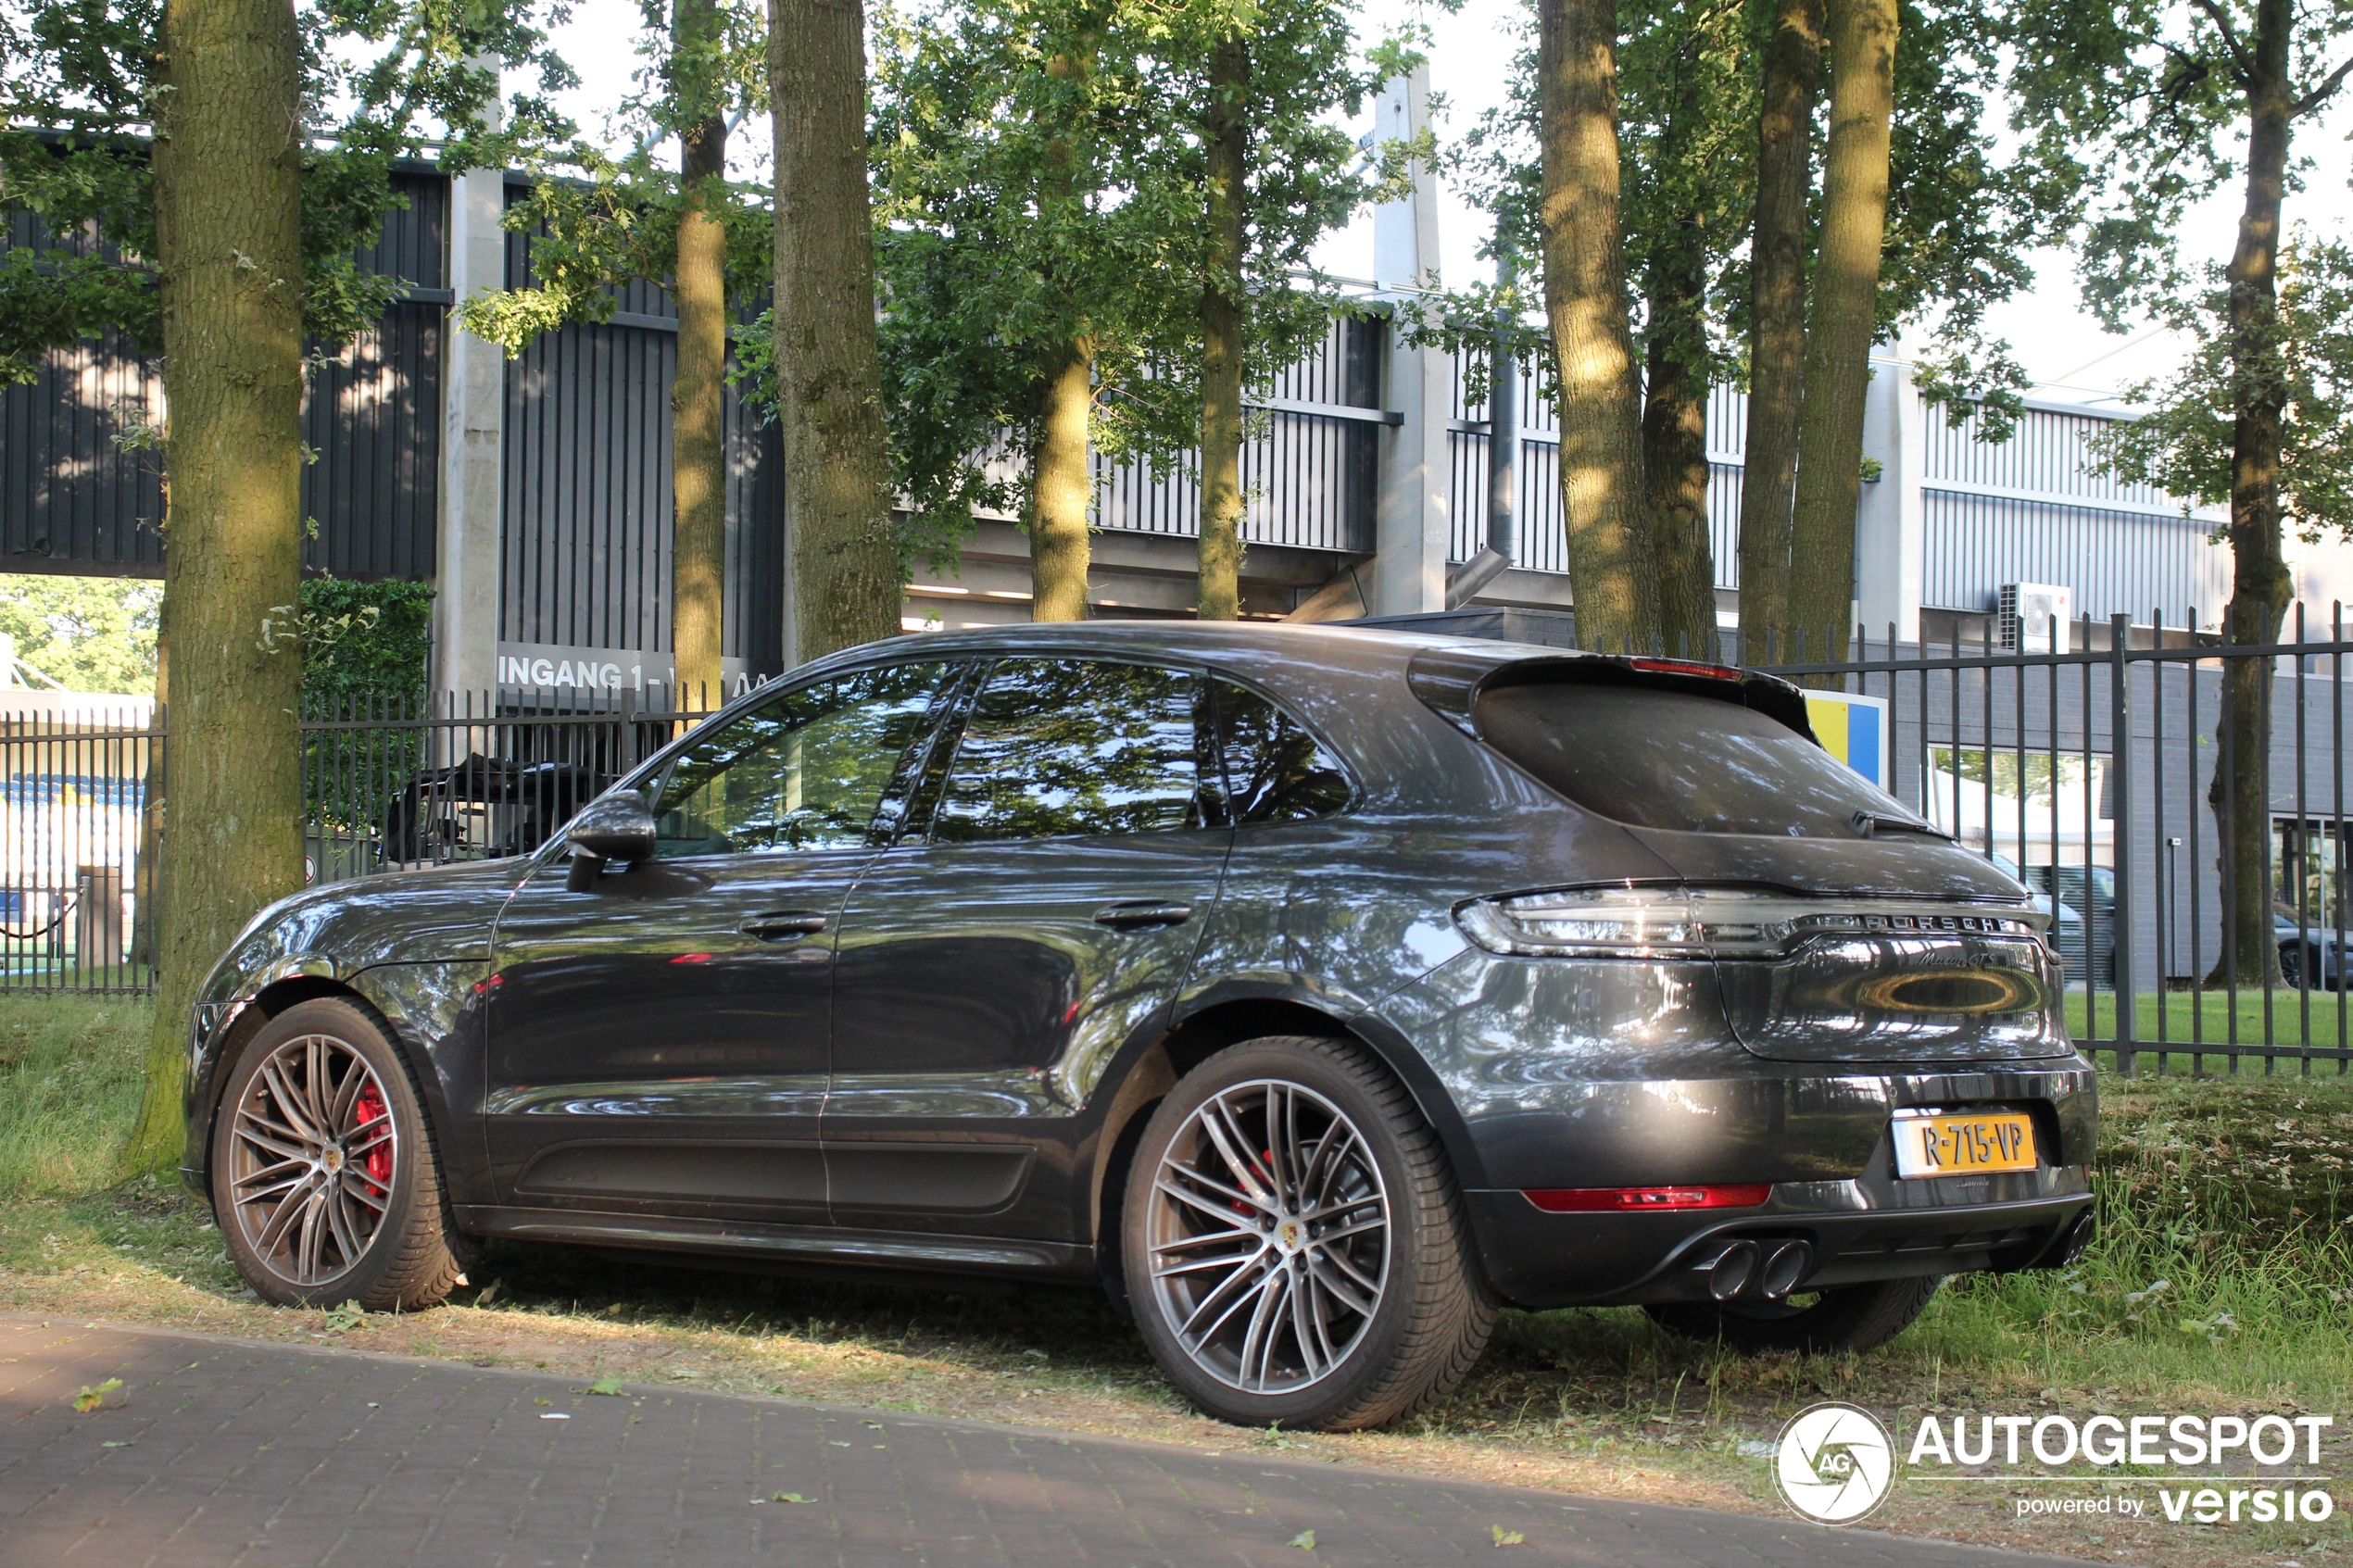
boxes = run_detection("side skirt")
[455,1204,1095,1283]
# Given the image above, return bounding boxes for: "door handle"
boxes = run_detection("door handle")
[740,910,828,941]
[1092,902,1193,931]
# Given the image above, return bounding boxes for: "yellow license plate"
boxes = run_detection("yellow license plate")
[1893,1110,2038,1177]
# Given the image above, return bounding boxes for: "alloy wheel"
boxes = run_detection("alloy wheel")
[1142,1079,1390,1394]
[224,1034,398,1287]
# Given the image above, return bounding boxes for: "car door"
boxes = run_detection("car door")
[483,660,957,1223]
[824,657,1232,1239]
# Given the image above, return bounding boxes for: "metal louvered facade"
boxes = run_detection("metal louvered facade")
[2,157,2269,653]
[1434,345,2239,628]
[1915,399,2232,622]
[492,183,786,670]
[1,168,451,582]
[1092,316,1384,555]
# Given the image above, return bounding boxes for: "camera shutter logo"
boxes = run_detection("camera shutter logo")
[1773,1401,1895,1524]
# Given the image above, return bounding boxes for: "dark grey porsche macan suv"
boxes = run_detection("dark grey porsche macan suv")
[183,622,2095,1430]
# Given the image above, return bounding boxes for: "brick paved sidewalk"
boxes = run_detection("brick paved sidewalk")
[0,1315,2088,1567]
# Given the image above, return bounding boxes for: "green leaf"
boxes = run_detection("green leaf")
[586,1377,625,1396]
[70,1377,122,1413]
[1288,1530,1315,1550]
[772,1491,812,1504]
[1491,1524,1526,1548]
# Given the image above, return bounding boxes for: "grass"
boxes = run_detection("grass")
[0,994,151,1195]
[2070,989,2353,1072]
[2,997,2348,1565]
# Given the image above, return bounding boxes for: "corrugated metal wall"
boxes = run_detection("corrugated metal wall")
[0,168,448,581]
[1922,400,2168,507]
[1919,490,2233,620]
[496,181,786,669]
[4,163,786,671]
[1918,400,2230,620]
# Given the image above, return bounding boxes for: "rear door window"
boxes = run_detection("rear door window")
[1475,682,1919,838]
[931,659,1205,842]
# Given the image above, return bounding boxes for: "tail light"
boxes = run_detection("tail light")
[1454,885,2045,960]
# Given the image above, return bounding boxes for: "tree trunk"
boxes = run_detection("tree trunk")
[1642,314,1718,659]
[1537,0,1654,652]
[1783,0,1894,673]
[1640,30,1722,661]
[1030,345,1094,621]
[1196,36,1250,622]
[770,0,901,663]
[121,0,308,1174]
[1734,0,1823,662]
[671,23,728,709]
[2207,0,2296,989]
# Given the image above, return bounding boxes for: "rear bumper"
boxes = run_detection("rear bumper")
[1466,1168,2093,1309]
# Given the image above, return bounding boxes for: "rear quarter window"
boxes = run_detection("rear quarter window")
[1474,683,1917,837]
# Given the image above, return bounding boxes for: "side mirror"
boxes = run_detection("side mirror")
[564,793,658,891]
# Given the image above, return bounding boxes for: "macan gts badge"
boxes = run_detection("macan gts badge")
[185,622,2096,1430]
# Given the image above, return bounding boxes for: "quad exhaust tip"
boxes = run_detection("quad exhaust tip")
[1706,1241,1758,1300]
[1757,1240,1812,1298]
[1701,1239,1813,1302]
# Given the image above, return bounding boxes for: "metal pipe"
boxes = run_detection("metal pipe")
[1486,247,1517,569]
[1443,244,1521,608]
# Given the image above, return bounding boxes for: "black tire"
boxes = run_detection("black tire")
[1645,1274,1944,1355]
[209,997,469,1311]
[1122,1035,1496,1431]
[2281,944,2307,988]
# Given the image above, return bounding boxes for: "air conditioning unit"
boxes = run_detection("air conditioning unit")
[1998,583,2072,653]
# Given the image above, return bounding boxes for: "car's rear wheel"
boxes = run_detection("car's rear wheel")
[210,997,469,1311]
[1644,1274,1943,1354]
[1123,1035,1495,1431]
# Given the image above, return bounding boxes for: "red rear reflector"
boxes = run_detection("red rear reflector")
[1628,658,1743,681]
[1522,1184,1771,1212]
[669,952,714,965]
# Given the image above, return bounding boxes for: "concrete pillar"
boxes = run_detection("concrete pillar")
[434,83,507,701]
[1366,66,1451,618]
[1854,356,1924,644]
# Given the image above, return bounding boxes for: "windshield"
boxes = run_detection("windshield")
[1475,683,1928,839]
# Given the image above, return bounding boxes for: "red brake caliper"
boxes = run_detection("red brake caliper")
[352,1084,392,1192]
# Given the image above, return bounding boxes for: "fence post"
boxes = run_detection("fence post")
[2110,613,2138,1077]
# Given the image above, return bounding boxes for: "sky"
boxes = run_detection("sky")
[537,0,2353,408]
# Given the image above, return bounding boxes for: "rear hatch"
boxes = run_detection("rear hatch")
[1452,654,2071,1064]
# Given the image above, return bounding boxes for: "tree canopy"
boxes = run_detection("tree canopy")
[0,0,577,383]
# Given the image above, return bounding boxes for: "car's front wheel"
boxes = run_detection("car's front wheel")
[1645,1274,1943,1354]
[1122,1035,1495,1431]
[210,997,470,1311]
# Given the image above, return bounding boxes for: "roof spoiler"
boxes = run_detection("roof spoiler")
[1406,648,1818,743]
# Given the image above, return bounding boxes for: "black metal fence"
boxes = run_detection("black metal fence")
[9,620,2353,1085]
[0,705,158,993]
[1755,608,2353,1079]
[0,688,735,996]
[299,688,738,885]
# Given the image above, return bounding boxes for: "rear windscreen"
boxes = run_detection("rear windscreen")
[1475,683,1916,838]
